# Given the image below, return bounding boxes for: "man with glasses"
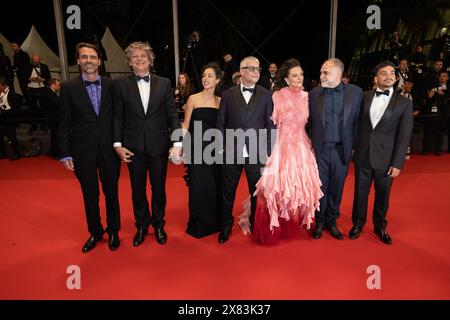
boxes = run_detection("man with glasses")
[216,56,275,243]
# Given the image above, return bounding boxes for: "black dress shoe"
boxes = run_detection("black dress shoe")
[349,226,363,240]
[133,227,148,247]
[108,232,120,251]
[82,235,103,253]
[374,228,392,245]
[326,225,344,240]
[312,224,323,239]
[155,227,167,245]
[218,225,232,243]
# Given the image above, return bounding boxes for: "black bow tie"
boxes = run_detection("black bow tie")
[84,80,100,86]
[242,87,254,93]
[375,90,390,97]
[135,74,150,82]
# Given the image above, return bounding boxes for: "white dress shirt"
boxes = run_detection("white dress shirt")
[0,87,11,111]
[28,66,45,89]
[370,87,394,129]
[137,74,151,114]
[240,83,254,104]
[240,84,255,157]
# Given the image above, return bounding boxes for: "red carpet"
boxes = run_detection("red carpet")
[1,154,449,300]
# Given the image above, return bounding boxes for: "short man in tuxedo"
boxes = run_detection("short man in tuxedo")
[350,61,413,244]
[216,56,275,243]
[59,43,121,253]
[113,41,182,246]
[40,79,62,158]
[309,58,363,240]
[259,62,278,91]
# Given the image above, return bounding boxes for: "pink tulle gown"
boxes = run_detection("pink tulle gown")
[238,86,323,245]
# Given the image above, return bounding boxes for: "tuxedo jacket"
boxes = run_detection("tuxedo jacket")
[0,88,20,118]
[40,87,62,116]
[353,90,413,170]
[217,84,275,163]
[113,74,181,156]
[25,63,51,86]
[308,83,363,165]
[58,76,117,162]
[13,50,30,74]
[258,75,275,91]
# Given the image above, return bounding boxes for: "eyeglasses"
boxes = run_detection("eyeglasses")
[241,66,262,73]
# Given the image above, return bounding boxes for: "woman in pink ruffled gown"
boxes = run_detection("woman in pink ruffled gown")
[239,58,323,245]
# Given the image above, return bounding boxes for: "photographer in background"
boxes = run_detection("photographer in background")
[174,72,195,121]
[182,30,206,88]
[222,53,239,90]
[388,31,404,66]
[191,30,206,73]
[25,54,51,135]
[422,71,449,155]
[425,59,444,92]
[410,45,426,75]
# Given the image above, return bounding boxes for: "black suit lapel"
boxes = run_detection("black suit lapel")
[146,74,158,118]
[127,75,146,118]
[231,87,246,123]
[317,88,325,127]
[364,91,375,126]
[245,87,261,121]
[77,76,98,118]
[98,76,107,118]
[343,85,353,128]
[374,91,398,130]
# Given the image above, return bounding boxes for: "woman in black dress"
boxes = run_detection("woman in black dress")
[182,63,222,238]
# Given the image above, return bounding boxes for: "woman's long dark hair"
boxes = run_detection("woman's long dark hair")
[176,72,194,98]
[273,58,302,91]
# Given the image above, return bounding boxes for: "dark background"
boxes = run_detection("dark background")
[0,0,393,80]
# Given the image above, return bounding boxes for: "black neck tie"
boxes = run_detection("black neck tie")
[135,74,150,82]
[242,87,254,93]
[375,90,390,97]
[84,80,100,86]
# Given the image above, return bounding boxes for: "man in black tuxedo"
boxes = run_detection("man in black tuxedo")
[40,79,62,158]
[11,42,30,97]
[350,61,413,244]
[308,58,363,240]
[59,43,121,253]
[222,53,240,90]
[258,62,278,91]
[0,77,21,160]
[395,58,414,93]
[216,56,275,243]
[25,54,51,134]
[113,41,182,247]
